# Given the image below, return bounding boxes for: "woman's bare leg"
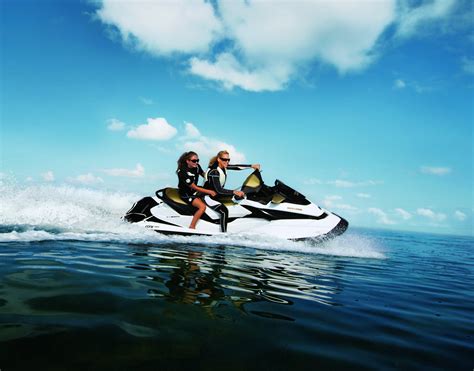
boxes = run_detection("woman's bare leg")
[190,198,206,229]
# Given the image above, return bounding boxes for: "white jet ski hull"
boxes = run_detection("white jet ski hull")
[124,170,348,241]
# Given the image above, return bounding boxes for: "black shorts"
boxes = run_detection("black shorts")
[179,193,200,205]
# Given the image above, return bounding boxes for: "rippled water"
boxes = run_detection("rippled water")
[0,182,473,369]
[0,228,473,370]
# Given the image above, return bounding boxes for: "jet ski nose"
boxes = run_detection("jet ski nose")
[333,217,349,236]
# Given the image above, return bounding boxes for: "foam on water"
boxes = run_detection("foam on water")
[0,179,136,231]
[0,181,385,259]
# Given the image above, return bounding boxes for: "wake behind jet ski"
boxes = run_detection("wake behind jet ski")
[124,170,348,241]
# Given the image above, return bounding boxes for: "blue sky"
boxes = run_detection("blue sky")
[1,0,473,236]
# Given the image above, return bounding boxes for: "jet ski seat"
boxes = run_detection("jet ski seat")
[155,188,226,224]
[155,188,194,215]
[164,188,187,205]
[271,193,286,204]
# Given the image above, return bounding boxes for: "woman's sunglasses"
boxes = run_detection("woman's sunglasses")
[220,158,230,162]
[189,159,199,163]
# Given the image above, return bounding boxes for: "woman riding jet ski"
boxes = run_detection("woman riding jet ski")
[175,151,216,230]
[123,160,349,242]
[203,150,260,233]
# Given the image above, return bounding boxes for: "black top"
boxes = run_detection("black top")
[204,163,253,196]
[205,167,233,196]
[177,164,204,197]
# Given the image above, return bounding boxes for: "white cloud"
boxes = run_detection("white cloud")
[303,179,381,188]
[322,195,342,207]
[151,145,174,155]
[42,171,55,182]
[369,207,396,225]
[94,0,459,92]
[103,163,145,178]
[96,0,222,55]
[127,117,177,141]
[392,78,437,94]
[394,79,406,89]
[25,177,34,182]
[190,53,291,92]
[395,208,412,220]
[178,122,246,163]
[412,82,435,94]
[322,195,358,213]
[107,118,126,131]
[329,179,383,188]
[396,0,456,38]
[139,97,154,105]
[182,138,246,164]
[461,57,474,75]
[454,210,467,221]
[335,204,359,212]
[191,1,396,91]
[69,173,104,185]
[417,208,446,222]
[93,0,395,92]
[220,1,394,72]
[330,180,355,188]
[184,122,201,138]
[357,193,371,198]
[304,178,323,185]
[420,166,451,176]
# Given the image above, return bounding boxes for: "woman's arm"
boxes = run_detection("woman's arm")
[208,170,234,196]
[190,183,216,197]
[227,164,261,171]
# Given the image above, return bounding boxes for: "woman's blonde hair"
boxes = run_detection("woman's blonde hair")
[208,150,229,167]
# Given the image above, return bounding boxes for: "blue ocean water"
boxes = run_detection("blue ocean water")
[0,183,473,370]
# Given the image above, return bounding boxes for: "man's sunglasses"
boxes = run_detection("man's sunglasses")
[220,158,230,162]
[189,159,199,163]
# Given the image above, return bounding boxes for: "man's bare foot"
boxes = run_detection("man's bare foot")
[189,225,196,229]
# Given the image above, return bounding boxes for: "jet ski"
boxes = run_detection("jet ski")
[123,170,348,241]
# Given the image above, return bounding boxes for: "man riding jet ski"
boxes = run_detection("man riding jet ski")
[123,169,349,241]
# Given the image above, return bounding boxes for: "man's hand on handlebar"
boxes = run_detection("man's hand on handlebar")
[233,190,245,199]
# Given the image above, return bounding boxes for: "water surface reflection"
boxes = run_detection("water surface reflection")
[127,244,344,320]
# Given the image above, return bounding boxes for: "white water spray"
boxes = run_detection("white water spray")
[0,181,384,259]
